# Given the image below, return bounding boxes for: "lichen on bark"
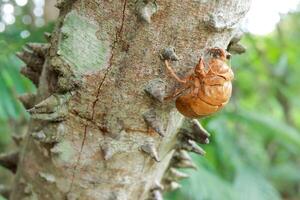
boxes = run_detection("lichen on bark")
[58,11,109,73]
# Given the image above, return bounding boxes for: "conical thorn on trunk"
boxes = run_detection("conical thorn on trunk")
[136,0,158,23]
[163,181,181,192]
[180,119,210,144]
[143,110,165,137]
[150,189,163,200]
[12,134,24,147]
[191,119,210,138]
[180,139,206,156]
[25,43,49,58]
[18,93,36,109]
[160,47,179,61]
[30,109,67,122]
[172,159,197,170]
[168,167,189,180]
[174,150,193,162]
[0,151,19,173]
[20,67,40,86]
[144,79,166,103]
[44,32,52,42]
[16,49,44,72]
[141,143,160,162]
[227,43,246,54]
[171,150,197,170]
[151,180,164,191]
[29,94,71,114]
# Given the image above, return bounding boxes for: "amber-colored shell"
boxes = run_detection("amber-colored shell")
[175,49,234,118]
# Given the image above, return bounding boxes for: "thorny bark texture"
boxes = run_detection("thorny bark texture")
[9,0,251,200]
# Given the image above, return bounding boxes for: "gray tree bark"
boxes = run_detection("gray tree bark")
[8,0,251,199]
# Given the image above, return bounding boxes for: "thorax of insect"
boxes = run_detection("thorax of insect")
[164,48,234,118]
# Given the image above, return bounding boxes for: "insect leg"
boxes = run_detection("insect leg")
[164,60,187,84]
[164,85,190,100]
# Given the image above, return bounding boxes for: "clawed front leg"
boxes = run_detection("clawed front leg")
[164,60,188,84]
[164,85,190,100]
[164,59,195,100]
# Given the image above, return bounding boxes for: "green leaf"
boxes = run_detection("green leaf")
[234,168,281,200]
[225,110,300,149]
[270,163,300,184]
[179,167,236,200]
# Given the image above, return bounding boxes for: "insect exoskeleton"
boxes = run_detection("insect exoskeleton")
[164,47,234,118]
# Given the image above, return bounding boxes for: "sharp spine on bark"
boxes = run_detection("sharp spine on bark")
[174,150,193,162]
[172,159,197,170]
[25,43,49,57]
[141,143,160,162]
[18,93,36,109]
[29,94,70,114]
[163,181,181,192]
[29,93,71,122]
[144,79,166,103]
[49,57,79,93]
[44,32,51,42]
[12,134,24,146]
[180,119,210,144]
[20,67,40,86]
[143,109,165,137]
[227,43,246,54]
[136,0,158,23]
[227,30,246,54]
[16,49,44,72]
[152,180,164,191]
[0,151,19,173]
[203,13,236,32]
[180,139,206,156]
[17,42,48,86]
[30,108,67,122]
[160,47,179,61]
[150,189,163,200]
[149,181,164,200]
[171,150,197,170]
[191,119,210,137]
[168,167,189,180]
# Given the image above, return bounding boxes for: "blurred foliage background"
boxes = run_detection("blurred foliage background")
[0,1,300,200]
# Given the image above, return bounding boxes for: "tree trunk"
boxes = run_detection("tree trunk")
[10,0,251,199]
